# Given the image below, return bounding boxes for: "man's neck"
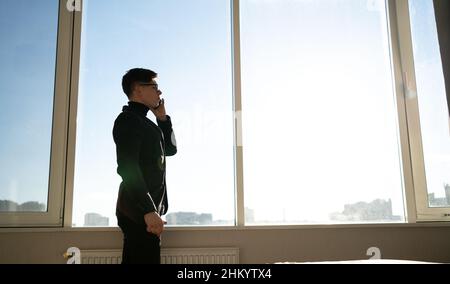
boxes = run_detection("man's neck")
[129,98,149,108]
[126,100,150,116]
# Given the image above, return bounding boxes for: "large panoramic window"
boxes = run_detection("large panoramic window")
[240,0,405,224]
[73,0,234,227]
[0,0,59,213]
[2,0,449,228]
[409,0,450,209]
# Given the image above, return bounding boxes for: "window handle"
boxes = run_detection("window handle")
[403,71,417,99]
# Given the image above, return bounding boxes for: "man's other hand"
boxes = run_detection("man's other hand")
[144,212,165,237]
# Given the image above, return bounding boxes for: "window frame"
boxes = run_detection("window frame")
[394,0,450,221]
[63,0,450,227]
[0,0,75,227]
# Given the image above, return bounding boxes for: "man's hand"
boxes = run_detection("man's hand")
[150,98,167,121]
[144,212,167,237]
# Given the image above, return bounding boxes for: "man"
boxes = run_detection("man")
[113,68,177,264]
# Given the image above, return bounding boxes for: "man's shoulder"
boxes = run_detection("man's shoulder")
[115,110,143,124]
[113,111,146,131]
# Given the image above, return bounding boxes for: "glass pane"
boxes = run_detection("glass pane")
[73,0,233,227]
[0,0,58,213]
[409,0,450,208]
[241,0,405,224]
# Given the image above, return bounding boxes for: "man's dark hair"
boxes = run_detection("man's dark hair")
[122,68,157,97]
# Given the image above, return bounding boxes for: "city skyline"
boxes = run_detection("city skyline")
[0,195,420,226]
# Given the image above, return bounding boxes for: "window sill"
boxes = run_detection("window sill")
[1,221,450,233]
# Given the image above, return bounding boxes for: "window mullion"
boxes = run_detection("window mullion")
[231,0,245,227]
[386,0,418,223]
[63,0,83,228]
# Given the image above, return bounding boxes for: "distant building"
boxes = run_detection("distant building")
[84,213,109,226]
[330,198,401,222]
[245,207,255,223]
[19,201,46,212]
[166,212,213,225]
[428,184,450,207]
[0,200,45,212]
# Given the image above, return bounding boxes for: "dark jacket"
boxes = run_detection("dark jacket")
[113,101,177,225]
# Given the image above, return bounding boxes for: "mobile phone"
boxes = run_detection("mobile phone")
[153,98,164,110]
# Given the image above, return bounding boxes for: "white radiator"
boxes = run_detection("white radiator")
[80,247,239,264]
[161,247,239,264]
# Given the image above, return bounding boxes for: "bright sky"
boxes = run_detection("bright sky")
[0,0,448,226]
[0,0,58,208]
[241,0,401,222]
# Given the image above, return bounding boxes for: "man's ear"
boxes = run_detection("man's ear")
[130,82,141,97]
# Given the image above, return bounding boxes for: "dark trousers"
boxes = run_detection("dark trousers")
[117,215,161,264]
